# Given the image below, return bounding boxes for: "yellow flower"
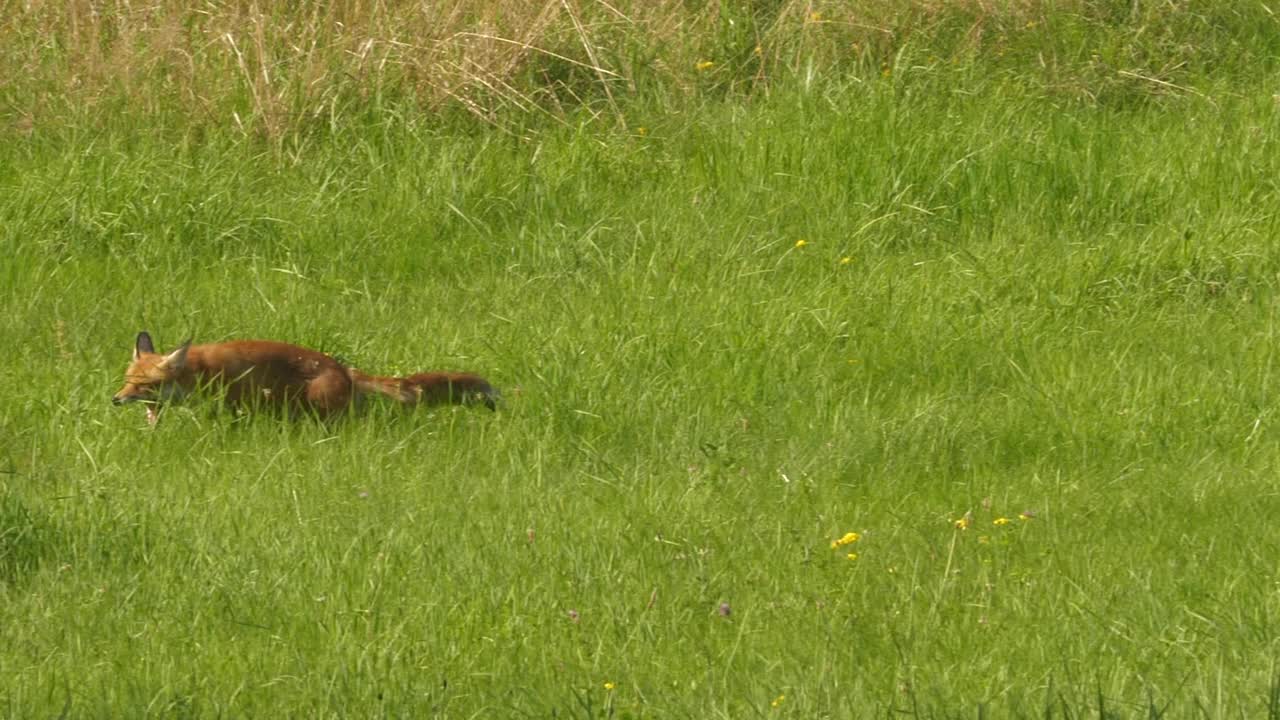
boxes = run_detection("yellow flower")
[834,531,860,546]
[636,126,647,137]
[954,516,971,530]
[604,681,616,691]
[846,552,858,561]
[840,256,852,265]
[696,60,715,71]
[754,45,763,56]
[794,239,808,248]
[993,517,1011,526]
[809,11,823,21]
[771,694,786,708]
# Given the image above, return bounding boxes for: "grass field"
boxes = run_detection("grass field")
[4,2,1280,717]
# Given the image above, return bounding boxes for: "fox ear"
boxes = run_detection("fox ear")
[160,338,192,370]
[134,331,155,360]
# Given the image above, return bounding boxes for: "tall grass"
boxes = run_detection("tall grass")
[4,1,1280,717]
[3,1,1278,139]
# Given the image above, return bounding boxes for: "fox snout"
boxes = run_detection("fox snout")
[111,391,143,406]
[111,391,139,406]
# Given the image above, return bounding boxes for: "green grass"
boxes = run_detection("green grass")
[5,29,1280,718]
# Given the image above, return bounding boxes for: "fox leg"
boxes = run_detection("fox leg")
[305,367,356,418]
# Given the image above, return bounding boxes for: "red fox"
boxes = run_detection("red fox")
[112,331,497,425]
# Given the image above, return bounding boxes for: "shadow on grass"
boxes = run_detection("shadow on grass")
[0,489,56,587]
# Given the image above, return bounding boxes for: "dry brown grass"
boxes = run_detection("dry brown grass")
[1,1,1243,138]
[4,1,629,135]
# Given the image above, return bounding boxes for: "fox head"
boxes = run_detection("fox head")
[112,331,193,424]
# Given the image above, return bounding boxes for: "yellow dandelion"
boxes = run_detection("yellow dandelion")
[636,126,647,137]
[754,45,763,57]
[840,256,853,265]
[834,531,860,546]
[993,517,1011,526]
[954,516,971,530]
[846,552,859,561]
[829,540,839,550]
[696,60,715,71]
[772,694,786,708]
[604,681,616,691]
[794,239,808,249]
[809,11,823,22]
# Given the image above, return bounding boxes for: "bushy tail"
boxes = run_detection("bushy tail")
[352,370,498,410]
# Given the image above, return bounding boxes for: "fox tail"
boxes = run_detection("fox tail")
[352,370,499,410]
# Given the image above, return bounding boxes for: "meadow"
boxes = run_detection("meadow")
[3,2,1280,717]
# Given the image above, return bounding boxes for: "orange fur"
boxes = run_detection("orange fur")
[112,332,496,425]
